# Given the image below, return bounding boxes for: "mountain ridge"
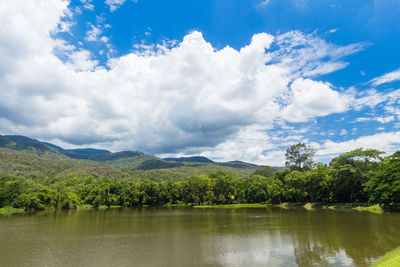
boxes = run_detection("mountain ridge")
[0,134,268,172]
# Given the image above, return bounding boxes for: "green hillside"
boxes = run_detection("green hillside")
[0,135,273,182]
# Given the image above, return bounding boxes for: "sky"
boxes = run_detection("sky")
[0,0,400,165]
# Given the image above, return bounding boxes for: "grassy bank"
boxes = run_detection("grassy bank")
[193,203,383,213]
[0,206,25,215]
[371,247,400,267]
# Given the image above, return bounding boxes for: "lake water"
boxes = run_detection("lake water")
[0,207,399,267]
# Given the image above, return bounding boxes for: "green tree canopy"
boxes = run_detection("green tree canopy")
[285,143,315,171]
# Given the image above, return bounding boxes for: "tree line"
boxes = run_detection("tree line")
[0,144,399,211]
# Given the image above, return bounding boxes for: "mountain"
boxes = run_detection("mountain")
[90,151,144,162]
[164,156,213,163]
[66,148,111,155]
[216,161,264,169]
[2,135,58,154]
[0,135,275,178]
[136,159,184,170]
[43,142,112,160]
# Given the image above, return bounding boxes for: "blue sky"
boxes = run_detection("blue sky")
[0,0,400,165]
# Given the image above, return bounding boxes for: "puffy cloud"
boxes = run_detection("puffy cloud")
[0,0,389,165]
[281,78,350,122]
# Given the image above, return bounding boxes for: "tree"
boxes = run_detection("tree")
[181,175,212,205]
[285,143,315,171]
[283,171,308,202]
[253,166,275,177]
[368,151,400,210]
[329,148,384,203]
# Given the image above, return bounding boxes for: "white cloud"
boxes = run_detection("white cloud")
[376,116,395,123]
[271,31,367,78]
[85,24,102,42]
[0,0,394,166]
[317,131,400,159]
[352,88,400,110]
[100,36,109,43]
[370,68,400,86]
[281,78,350,122]
[259,0,271,7]
[105,0,137,12]
[66,49,99,71]
[355,115,395,123]
[80,0,95,10]
[83,3,94,11]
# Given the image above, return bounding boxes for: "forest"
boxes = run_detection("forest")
[0,143,399,212]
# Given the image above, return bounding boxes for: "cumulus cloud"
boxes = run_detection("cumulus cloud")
[0,0,395,165]
[281,78,350,122]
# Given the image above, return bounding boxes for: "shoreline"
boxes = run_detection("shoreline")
[371,247,400,267]
[0,202,387,215]
[193,202,383,213]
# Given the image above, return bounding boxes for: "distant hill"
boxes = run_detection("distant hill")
[90,151,144,162]
[0,134,281,178]
[66,148,111,155]
[2,135,58,154]
[42,142,112,159]
[164,156,213,163]
[216,161,264,169]
[136,159,184,170]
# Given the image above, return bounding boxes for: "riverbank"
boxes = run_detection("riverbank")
[371,247,400,266]
[0,206,24,215]
[0,202,386,215]
[193,203,383,213]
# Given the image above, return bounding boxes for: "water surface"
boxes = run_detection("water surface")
[1,207,399,267]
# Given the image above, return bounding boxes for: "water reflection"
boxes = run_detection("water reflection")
[0,207,399,267]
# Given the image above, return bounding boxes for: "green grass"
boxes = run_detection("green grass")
[0,206,24,215]
[371,247,400,267]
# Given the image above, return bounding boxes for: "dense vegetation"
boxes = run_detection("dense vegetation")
[0,141,399,211]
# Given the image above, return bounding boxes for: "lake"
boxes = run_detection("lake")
[0,207,399,267]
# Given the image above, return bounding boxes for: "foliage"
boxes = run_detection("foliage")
[253,166,275,177]
[368,151,400,210]
[0,143,399,211]
[285,143,315,171]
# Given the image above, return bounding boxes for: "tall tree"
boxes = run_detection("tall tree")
[285,143,315,171]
